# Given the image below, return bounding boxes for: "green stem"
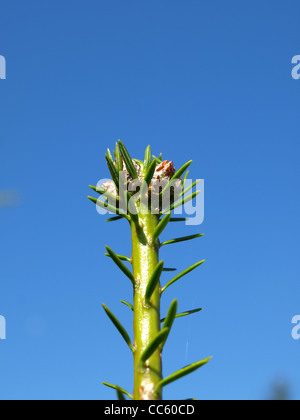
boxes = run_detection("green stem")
[131,208,162,400]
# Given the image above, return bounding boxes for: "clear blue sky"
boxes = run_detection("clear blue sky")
[0,0,299,400]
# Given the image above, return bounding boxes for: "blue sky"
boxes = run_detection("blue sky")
[0,0,299,400]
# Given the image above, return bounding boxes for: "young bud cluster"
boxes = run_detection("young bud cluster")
[100,158,182,214]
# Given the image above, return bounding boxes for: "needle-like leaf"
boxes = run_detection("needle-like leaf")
[139,328,169,368]
[169,217,189,222]
[107,148,114,162]
[115,142,123,174]
[161,190,200,214]
[151,213,171,245]
[102,304,134,352]
[105,253,131,263]
[105,246,136,286]
[161,299,177,331]
[162,268,177,272]
[144,159,157,186]
[133,158,143,165]
[160,299,177,348]
[121,300,134,311]
[160,233,204,247]
[152,155,162,164]
[144,145,152,171]
[87,196,130,220]
[141,159,157,198]
[105,154,120,189]
[106,215,123,222]
[116,385,126,400]
[182,170,189,190]
[102,382,133,400]
[180,179,201,198]
[118,141,138,179]
[153,358,212,396]
[89,185,120,203]
[161,307,203,322]
[160,160,192,198]
[161,260,205,293]
[145,261,164,305]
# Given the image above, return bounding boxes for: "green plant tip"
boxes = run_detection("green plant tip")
[87,143,210,400]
